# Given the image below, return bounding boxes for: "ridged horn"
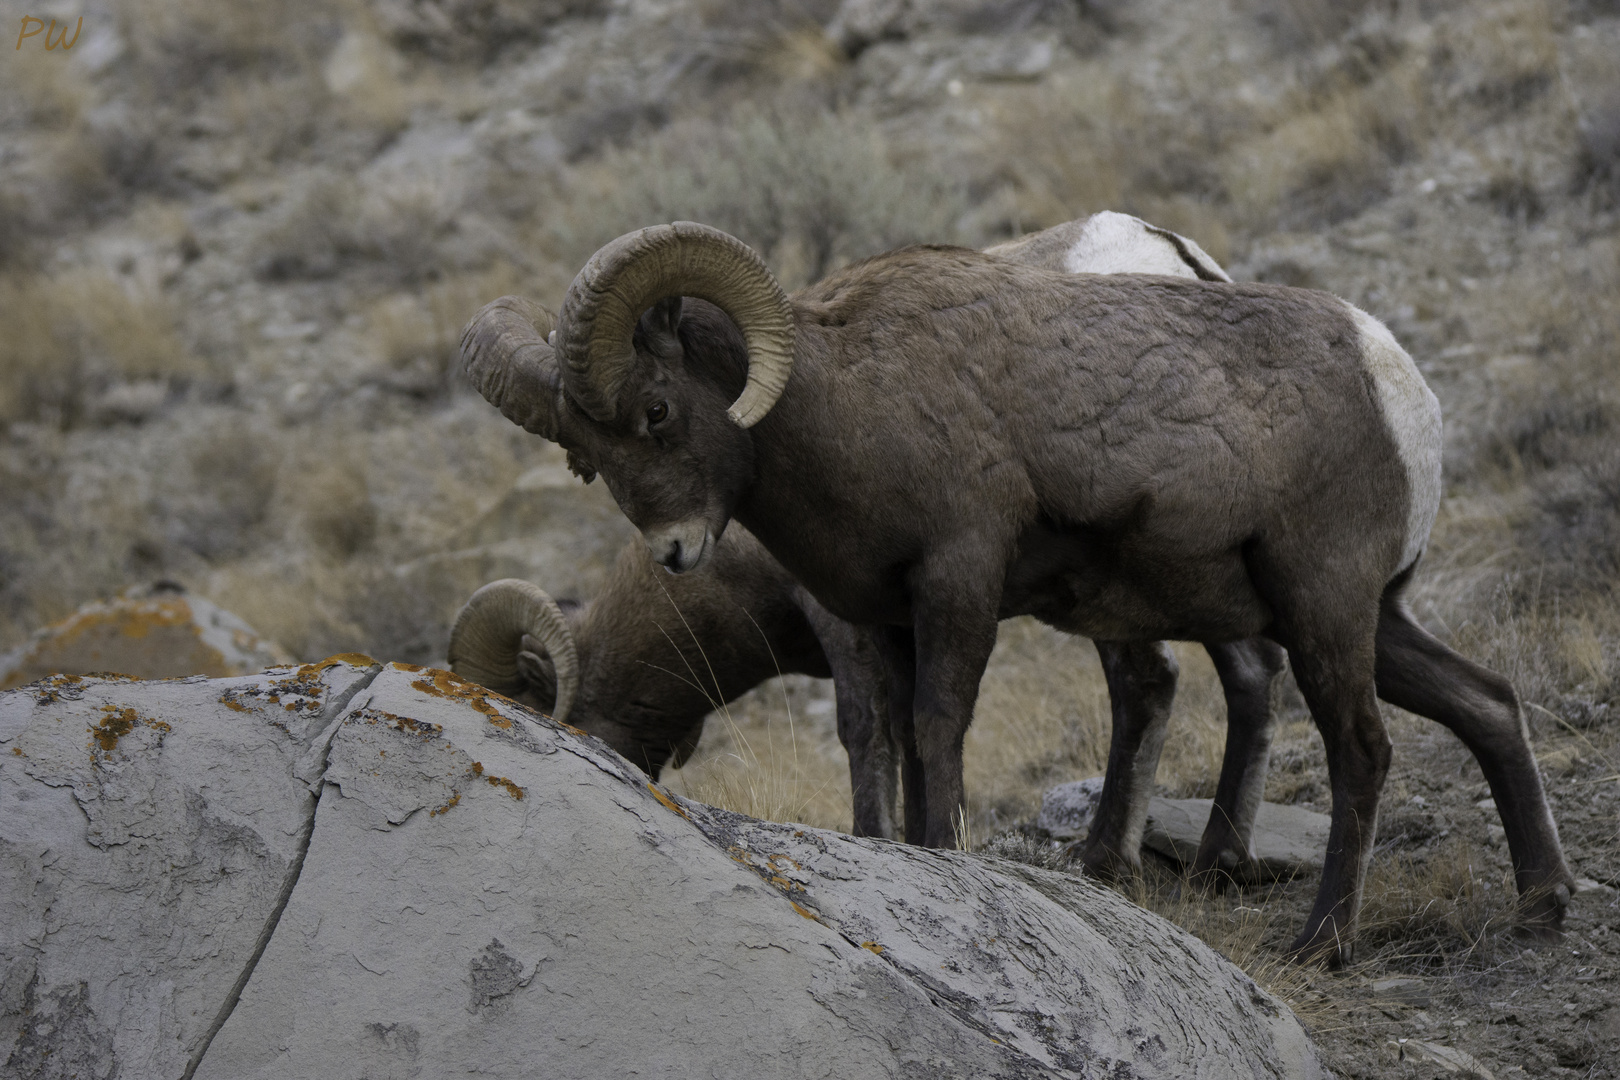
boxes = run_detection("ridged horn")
[554,221,795,428]
[459,296,566,440]
[448,579,579,723]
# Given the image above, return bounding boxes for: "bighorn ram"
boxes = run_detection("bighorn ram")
[449,529,908,837]
[455,214,1288,878]
[460,216,1572,962]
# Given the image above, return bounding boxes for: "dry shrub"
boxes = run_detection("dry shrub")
[362,261,526,396]
[205,557,370,662]
[252,169,363,279]
[368,0,604,63]
[299,461,379,559]
[321,29,414,135]
[973,73,1134,234]
[0,269,197,429]
[1240,0,1383,52]
[1222,79,1417,230]
[122,0,337,91]
[164,418,283,561]
[670,0,842,87]
[1429,0,1563,117]
[551,106,968,289]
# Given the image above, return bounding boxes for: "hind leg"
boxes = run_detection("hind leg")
[1260,590,1391,965]
[1192,637,1287,887]
[1079,641,1179,882]
[1374,594,1574,934]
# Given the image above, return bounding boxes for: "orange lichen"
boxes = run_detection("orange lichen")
[789,901,818,921]
[861,941,885,955]
[406,666,513,728]
[298,653,377,677]
[430,791,462,816]
[647,783,690,819]
[486,774,524,800]
[51,599,192,646]
[88,705,168,752]
[91,706,139,751]
[10,747,22,756]
[219,696,251,713]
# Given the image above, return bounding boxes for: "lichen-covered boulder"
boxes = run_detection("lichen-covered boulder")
[0,583,294,690]
[3,664,1330,1079]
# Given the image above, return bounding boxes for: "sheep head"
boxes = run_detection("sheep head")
[448,579,581,722]
[460,222,795,574]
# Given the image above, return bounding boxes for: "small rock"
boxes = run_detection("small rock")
[1036,776,1106,839]
[1398,1038,1495,1078]
[1039,782,1334,882]
[1142,797,1333,882]
[1373,978,1432,1008]
[1574,877,1614,897]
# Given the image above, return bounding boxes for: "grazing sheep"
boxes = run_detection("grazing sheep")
[449,531,907,839]
[453,214,1287,876]
[460,218,1572,962]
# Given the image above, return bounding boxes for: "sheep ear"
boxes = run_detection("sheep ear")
[638,296,684,360]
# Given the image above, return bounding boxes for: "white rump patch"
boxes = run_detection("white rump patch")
[1063,212,1231,281]
[1349,304,1442,572]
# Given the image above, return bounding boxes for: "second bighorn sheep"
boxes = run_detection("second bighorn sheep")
[453,214,1285,875]
[461,214,1572,963]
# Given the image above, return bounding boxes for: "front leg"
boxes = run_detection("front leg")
[908,571,1001,849]
[801,596,903,840]
[1080,641,1179,881]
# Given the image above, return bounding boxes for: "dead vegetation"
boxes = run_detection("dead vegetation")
[3,0,1620,1072]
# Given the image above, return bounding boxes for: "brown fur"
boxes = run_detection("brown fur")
[527,245,1570,964]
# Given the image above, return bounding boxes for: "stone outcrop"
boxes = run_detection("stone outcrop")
[3,665,1329,1079]
[0,583,294,690]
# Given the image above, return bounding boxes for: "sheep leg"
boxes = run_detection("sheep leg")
[1373,592,1573,935]
[909,590,1000,849]
[1191,637,1288,887]
[1079,641,1179,882]
[870,626,926,845]
[1279,616,1389,967]
[805,606,905,840]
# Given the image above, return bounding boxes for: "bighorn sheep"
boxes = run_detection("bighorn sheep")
[454,214,1287,877]
[460,216,1573,962]
[449,529,907,838]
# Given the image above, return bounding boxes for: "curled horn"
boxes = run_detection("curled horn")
[554,221,796,428]
[448,579,580,723]
[459,296,566,441]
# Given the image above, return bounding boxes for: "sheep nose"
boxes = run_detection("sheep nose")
[653,538,685,573]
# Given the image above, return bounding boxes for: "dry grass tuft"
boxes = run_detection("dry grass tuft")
[662,674,853,831]
[0,269,199,429]
[362,261,527,396]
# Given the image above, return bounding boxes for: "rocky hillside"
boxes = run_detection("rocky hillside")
[2,0,1618,1074]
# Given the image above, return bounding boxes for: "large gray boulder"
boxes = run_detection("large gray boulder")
[3,664,1329,1079]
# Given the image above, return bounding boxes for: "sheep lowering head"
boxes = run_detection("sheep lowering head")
[461,219,1574,964]
[453,214,1282,868]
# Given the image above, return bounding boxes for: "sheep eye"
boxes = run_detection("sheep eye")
[646,401,668,425]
